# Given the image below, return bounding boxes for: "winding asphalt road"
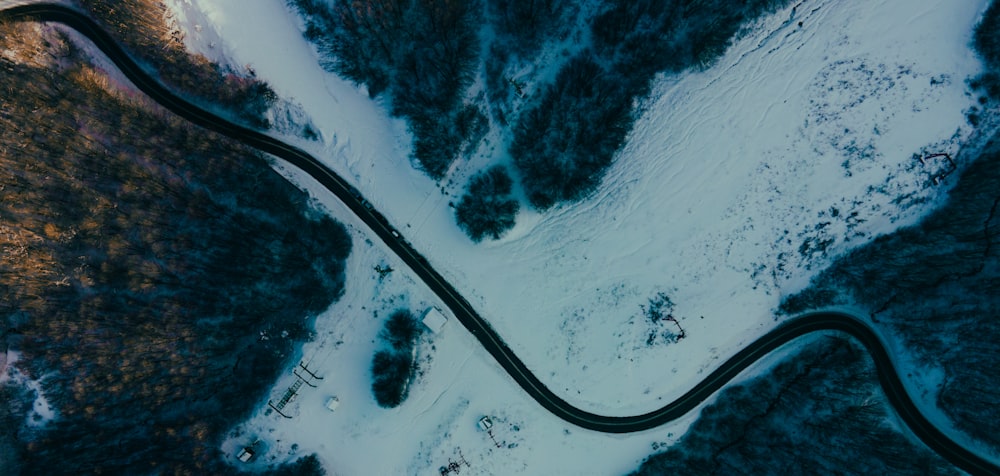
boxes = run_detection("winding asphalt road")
[2,4,997,474]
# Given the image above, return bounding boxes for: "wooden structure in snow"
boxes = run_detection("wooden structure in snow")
[237,447,255,463]
[916,152,957,185]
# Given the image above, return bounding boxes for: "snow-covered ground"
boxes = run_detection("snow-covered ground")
[163,0,989,474]
[220,163,711,474]
[0,351,57,428]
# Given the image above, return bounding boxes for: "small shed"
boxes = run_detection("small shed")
[422,307,447,333]
[324,396,340,412]
[477,416,493,431]
[237,447,255,463]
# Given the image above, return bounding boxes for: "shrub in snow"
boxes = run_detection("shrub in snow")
[455,166,520,242]
[268,454,325,476]
[641,292,687,346]
[370,309,422,407]
[370,350,415,408]
[381,310,423,353]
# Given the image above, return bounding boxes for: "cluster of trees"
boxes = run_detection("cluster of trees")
[592,0,789,97]
[290,0,483,178]
[370,310,423,408]
[454,166,519,241]
[972,1,1000,103]
[780,134,1000,452]
[969,11,996,121]
[633,339,957,475]
[488,0,564,57]
[0,385,31,476]
[975,0,1000,67]
[0,23,344,474]
[781,9,1000,453]
[510,57,632,209]
[77,0,278,128]
[484,0,567,112]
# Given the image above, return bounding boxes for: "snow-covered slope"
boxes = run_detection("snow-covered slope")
[166,0,989,473]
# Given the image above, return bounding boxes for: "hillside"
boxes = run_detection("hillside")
[633,337,956,475]
[0,20,349,474]
[167,0,996,474]
[779,0,1000,455]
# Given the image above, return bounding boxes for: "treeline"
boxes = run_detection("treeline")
[591,0,789,96]
[77,0,277,128]
[370,310,423,408]
[511,0,791,209]
[0,385,31,476]
[511,57,632,208]
[780,7,1000,453]
[779,126,1000,453]
[289,0,793,238]
[972,0,1000,100]
[488,0,563,57]
[0,23,344,474]
[632,338,956,475]
[289,0,483,178]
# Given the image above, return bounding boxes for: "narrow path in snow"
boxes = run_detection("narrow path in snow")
[2,4,995,474]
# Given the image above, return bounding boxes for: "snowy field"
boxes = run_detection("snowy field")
[161,0,989,474]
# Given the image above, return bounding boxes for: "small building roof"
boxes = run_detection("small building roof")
[237,447,255,463]
[325,396,340,412]
[477,416,493,431]
[422,307,447,333]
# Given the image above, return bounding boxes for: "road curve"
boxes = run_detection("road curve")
[2,4,997,474]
